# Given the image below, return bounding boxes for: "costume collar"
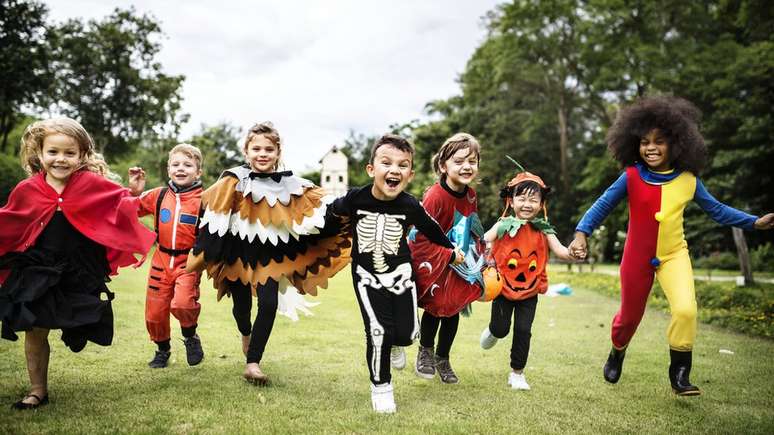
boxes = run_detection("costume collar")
[249,170,293,183]
[635,162,682,184]
[168,180,202,194]
[440,178,468,198]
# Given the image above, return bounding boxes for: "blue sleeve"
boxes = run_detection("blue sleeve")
[693,178,757,230]
[575,172,628,235]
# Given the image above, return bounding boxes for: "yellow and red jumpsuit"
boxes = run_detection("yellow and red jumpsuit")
[576,163,757,351]
[137,182,203,343]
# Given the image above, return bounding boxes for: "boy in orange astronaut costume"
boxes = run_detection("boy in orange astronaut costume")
[128,144,205,368]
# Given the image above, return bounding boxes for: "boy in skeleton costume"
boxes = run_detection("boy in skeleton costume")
[186,122,351,386]
[329,134,463,413]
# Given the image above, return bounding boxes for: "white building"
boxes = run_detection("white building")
[320,145,348,197]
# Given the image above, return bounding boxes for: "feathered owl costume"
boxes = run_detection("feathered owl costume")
[186,165,351,299]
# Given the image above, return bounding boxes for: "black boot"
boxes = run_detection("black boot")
[669,349,701,396]
[603,346,626,384]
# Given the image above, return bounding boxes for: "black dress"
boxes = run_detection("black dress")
[0,211,113,352]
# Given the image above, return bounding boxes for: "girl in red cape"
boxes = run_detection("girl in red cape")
[0,117,155,410]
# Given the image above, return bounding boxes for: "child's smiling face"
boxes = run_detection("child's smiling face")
[639,129,671,171]
[512,189,542,220]
[167,152,201,187]
[367,144,414,201]
[440,147,478,192]
[244,134,280,173]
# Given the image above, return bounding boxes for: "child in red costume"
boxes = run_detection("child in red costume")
[569,96,774,395]
[0,117,155,410]
[480,170,573,391]
[128,144,205,368]
[408,132,483,384]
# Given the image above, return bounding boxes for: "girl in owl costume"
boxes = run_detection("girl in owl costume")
[186,122,351,385]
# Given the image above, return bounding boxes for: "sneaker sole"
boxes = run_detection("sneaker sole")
[414,366,435,380]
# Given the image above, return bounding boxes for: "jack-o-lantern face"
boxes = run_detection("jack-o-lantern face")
[492,225,547,295]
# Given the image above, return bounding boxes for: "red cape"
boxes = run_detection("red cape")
[0,171,155,283]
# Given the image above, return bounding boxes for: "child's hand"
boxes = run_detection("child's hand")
[754,213,774,230]
[568,232,588,260]
[452,247,465,265]
[128,166,146,196]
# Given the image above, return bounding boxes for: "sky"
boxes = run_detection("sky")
[43,1,502,172]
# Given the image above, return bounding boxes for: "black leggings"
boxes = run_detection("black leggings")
[488,294,538,370]
[229,279,279,364]
[419,311,459,359]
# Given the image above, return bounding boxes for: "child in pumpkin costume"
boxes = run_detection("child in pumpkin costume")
[568,96,774,395]
[186,122,351,386]
[480,170,573,390]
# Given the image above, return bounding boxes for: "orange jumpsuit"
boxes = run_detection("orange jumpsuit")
[137,183,203,342]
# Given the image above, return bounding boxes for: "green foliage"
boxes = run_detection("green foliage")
[394,0,773,254]
[0,0,52,153]
[47,7,186,159]
[339,130,375,189]
[0,153,26,206]
[693,251,740,271]
[188,123,243,187]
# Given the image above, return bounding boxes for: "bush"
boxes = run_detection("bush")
[693,251,739,270]
[0,153,26,206]
[751,243,774,272]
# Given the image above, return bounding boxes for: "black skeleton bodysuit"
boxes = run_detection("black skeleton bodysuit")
[330,185,453,385]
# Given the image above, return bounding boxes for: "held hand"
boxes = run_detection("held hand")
[568,232,588,260]
[754,213,774,230]
[127,166,146,196]
[452,247,465,266]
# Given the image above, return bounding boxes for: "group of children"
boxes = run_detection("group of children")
[1,96,772,412]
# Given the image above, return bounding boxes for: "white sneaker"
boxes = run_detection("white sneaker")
[390,346,406,370]
[480,327,498,350]
[508,372,531,390]
[371,382,396,413]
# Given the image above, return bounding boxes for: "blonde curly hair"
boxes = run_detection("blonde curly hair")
[20,117,110,177]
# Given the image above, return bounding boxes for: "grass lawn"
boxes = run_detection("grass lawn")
[1,261,773,434]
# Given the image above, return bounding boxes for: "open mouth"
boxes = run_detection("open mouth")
[385,178,400,188]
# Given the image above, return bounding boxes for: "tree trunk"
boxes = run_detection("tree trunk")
[731,227,754,286]
[557,94,569,191]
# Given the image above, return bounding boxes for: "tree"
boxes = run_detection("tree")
[188,123,243,187]
[0,0,52,153]
[48,7,185,159]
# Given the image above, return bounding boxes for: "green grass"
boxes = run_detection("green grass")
[1,262,773,434]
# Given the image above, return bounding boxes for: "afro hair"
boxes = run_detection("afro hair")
[606,96,707,175]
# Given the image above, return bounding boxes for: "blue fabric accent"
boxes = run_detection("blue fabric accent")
[575,172,628,235]
[650,257,661,268]
[179,213,197,225]
[635,162,682,184]
[159,208,172,224]
[693,178,757,230]
[407,227,417,242]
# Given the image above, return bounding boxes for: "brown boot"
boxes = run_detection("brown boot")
[243,363,269,386]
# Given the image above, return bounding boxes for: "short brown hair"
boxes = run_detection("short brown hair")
[169,143,203,170]
[431,132,480,179]
[369,134,414,166]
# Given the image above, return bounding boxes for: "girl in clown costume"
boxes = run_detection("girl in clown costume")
[569,96,774,395]
[186,122,351,386]
[480,168,574,390]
